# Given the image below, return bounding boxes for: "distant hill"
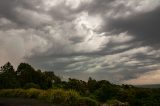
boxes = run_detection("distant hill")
[135,84,160,88]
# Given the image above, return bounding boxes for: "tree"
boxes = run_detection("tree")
[95,83,118,102]
[0,62,15,74]
[16,63,61,89]
[66,78,87,94]
[16,63,38,87]
[87,77,97,93]
[0,62,20,88]
[43,71,61,84]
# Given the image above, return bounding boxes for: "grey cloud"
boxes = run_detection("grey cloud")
[28,46,160,83]
[49,2,79,21]
[86,0,160,48]
[0,0,18,23]
[0,0,160,84]
[0,0,49,28]
[107,6,160,47]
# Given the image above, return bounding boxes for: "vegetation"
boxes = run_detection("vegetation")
[0,88,98,106]
[0,62,160,106]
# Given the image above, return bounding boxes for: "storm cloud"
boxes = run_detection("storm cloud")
[0,0,160,84]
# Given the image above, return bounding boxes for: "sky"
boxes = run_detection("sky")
[0,0,160,85]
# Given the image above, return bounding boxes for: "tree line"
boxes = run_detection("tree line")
[0,62,61,89]
[0,62,160,106]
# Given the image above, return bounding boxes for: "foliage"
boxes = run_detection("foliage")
[0,62,20,88]
[64,78,87,95]
[26,88,42,98]
[0,88,99,106]
[0,62,160,106]
[65,90,79,106]
[87,77,98,93]
[48,89,66,104]
[106,99,129,106]
[24,83,40,89]
[0,62,61,89]
[77,97,99,106]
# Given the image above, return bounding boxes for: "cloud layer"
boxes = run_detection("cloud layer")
[0,0,160,84]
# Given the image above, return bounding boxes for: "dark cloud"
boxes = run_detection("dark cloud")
[87,0,115,14]
[49,2,80,21]
[0,0,46,28]
[0,0,17,21]
[107,6,160,47]
[0,0,160,84]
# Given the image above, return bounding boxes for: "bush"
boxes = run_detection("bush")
[0,89,42,98]
[47,89,66,104]
[26,88,42,98]
[65,90,80,106]
[24,83,40,89]
[38,90,49,101]
[0,88,99,106]
[0,89,15,97]
[77,97,99,106]
[0,89,29,98]
[106,99,129,106]
[11,89,27,97]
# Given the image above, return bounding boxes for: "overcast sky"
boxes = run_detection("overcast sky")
[0,0,160,85]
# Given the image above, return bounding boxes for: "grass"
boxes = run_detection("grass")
[0,88,99,106]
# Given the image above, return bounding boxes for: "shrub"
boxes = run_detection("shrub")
[65,90,80,106]
[77,97,99,106]
[0,88,99,106]
[0,89,15,97]
[24,83,40,89]
[11,89,27,97]
[0,89,42,98]
[106,99,129,106]
[26,88,42,98]
[48,89,66,104]
[38,90,49,101]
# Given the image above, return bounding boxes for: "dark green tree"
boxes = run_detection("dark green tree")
[87,77,97,93]
[16,63,37,87]
[43,71,61,84]
[0,62,20,88]
[16,63,61,89]
[66,78,87,94]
